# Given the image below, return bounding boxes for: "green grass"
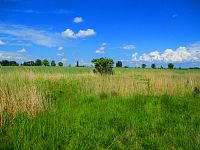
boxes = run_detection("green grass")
[0,67,200,149]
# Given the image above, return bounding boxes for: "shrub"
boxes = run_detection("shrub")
[116,61,122,67]
[151,64,156,69]
[168,63,174,69]
[58,62,63,66]
[142,64,146,68]
[92,57,114,75]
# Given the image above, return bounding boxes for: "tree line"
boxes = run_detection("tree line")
[0,59,64,66]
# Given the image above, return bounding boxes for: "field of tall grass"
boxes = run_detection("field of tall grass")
[0,66,200,149]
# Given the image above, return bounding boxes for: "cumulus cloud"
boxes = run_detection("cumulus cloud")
[62,29,96,39]
[17,48,26,53]
[58,46,63,50]
[73,17,84,23]
[123,44,136,50]
[130,43,200,63]
[0,40,5,46]
[0,23,65,47]
[0,51,27,60]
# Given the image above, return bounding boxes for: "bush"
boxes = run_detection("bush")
[92,57,114,75]
[168,63,174,69]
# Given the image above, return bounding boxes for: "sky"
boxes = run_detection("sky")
[0,0,200,67]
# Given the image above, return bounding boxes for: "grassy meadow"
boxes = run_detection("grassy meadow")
[0,66,200,149]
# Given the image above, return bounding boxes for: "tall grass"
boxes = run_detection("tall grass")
[0,67,200,149]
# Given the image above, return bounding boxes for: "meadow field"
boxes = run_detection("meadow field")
[0,66,200,149]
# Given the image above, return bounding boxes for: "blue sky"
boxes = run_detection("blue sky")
[0,0,200,67]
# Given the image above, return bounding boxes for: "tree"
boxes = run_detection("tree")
[151,64,156,69]
[51,60,56,66]
[76,61,79,67]
[116,61,122,67]
[43,59,49,66]
[142,64,146,68]
[1,60,10,66]
[92,57,114,74]
[58,62,63,66]
[9,61,19,66]
[35,59,42,66]
[22,61,35,66]
[168,63,174,69]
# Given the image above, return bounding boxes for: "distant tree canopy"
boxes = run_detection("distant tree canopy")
[151,64,156,69]
[116,61,122,67]
[23,61,35,66]
[43,59,50,66]
[35,59,42,66]
[76,61,79,67]
[51,60,56,66]
[58,62,63,66]
[0,60,19,66]
[92,57,114,75]
[142,64,146,68]
[168,63,174,69]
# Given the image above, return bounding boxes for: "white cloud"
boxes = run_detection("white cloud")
[0,40,5,46]
[57,53,64,57]
[130,43,200,63]
[96,47,105,54]
[131,53,138,61]
[0,51,27,60]
[79,59,91,66]
[58,46,63,50]
[101,43,107,46]
[123,44,136,50]
[61,58,67,63]
[0,23,65,47]
[73,17,84,23]
[62,29,96,39]
[17,48,26,53]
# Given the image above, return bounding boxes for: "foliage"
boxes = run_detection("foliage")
[151,63,156,69]
[23,61,35,66]
[168,63,174,69]
[35,59,42,66]
[58,62,63,66]
[76,61,79,67]
[116,61,122,67]
[0,60,19,66]
[142,64,146,68]
[51,60,56,66]
[92,57,114,74]
[43,59,50,66]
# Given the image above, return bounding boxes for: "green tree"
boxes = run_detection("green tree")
[51,60,56,66]
[58,62,63,66]
[43,59,49,66]
[142,64,146,68]
[76,61,79,67]
[23,61,35,66]
[92,57,114,74]
[151,64,156,69]
[35,59,42,66]
[116,61,122,67]
[168,63,174,69]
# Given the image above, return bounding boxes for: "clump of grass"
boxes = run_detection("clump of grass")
[0,71,46,125]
